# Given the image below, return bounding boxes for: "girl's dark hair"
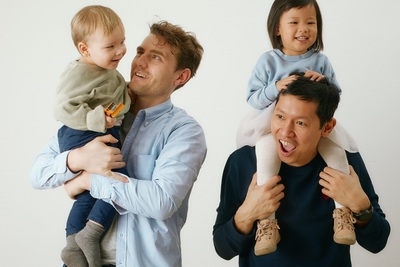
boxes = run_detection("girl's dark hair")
[276,72,340,128]
[267,0,323,52]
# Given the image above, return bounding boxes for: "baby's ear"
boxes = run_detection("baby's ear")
[78,42,89,56]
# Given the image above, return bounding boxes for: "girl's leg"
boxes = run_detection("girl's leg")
[254,134,281,255]
[256,133,281,217]
[318,137,349,208]
[237,104,275,149]
[318,137,356,245]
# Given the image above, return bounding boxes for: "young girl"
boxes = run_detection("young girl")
[237,0,358,256]
[54,5,130,267]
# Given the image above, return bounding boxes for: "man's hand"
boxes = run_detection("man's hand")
[107,171,129,183]
[319,166,370,213]
[67,135,126,175]
[64,170,129,199]
[234,174,284,235]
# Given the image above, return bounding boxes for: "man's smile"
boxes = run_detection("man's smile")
[279,139,296,153]
[134,72,146,78]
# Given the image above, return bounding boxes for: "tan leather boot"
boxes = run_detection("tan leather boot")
[333,207,356,245]
[254,218,280,256]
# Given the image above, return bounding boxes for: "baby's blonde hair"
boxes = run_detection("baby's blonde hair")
[71,5,124,48]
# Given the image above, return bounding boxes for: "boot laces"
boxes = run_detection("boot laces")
[255,219,280,241]
[333,209,356,231]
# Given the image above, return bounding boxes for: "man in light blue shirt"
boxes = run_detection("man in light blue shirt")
[30,20,207,267]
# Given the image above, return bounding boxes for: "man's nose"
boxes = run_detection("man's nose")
[281,121,294,136]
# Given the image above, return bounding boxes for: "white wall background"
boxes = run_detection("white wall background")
[1,0,398,266]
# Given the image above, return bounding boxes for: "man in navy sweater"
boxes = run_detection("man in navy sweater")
[213,76,390,266]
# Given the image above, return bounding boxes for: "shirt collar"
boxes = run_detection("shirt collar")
[274,48,315,62]
[138,98,174,125]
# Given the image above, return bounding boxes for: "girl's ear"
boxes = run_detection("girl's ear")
[276,27,281,36]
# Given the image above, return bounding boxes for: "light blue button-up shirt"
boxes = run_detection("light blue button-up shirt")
[30,98,207,266]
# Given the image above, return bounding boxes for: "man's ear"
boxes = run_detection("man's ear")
[78,42,90,57]
[174,68,191,87]
[321,118,336,137]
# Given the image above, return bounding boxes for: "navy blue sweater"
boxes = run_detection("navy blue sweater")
[213,146,390,267]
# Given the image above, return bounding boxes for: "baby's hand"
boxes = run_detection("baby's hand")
[106,116,117,129]
[304,70,325,81]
